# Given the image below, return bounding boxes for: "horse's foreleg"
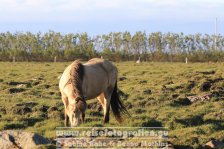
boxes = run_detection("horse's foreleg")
[64,109,69,127]
[62,95,69,127]
[81,113,85,123]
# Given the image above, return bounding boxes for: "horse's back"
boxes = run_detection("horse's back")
[84,58,117,73]
[84,58,117,80]
[82,58,117,99]
[84,58,109,66]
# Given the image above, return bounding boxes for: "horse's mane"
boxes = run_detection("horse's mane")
[70,60,84,100]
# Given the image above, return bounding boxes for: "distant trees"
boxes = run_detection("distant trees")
[0,31,224,62]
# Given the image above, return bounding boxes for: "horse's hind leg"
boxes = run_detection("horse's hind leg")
[98,88,113,123]
[104,101,110,123]
[97,92,105,108]
[62,95,69,127]
[97,93,105,119]
[97,92,109,123]
[104,88,114,123]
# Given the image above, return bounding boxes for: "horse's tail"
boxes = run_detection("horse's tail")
[110,81,130,123]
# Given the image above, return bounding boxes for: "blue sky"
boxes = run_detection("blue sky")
[0,0,223,35]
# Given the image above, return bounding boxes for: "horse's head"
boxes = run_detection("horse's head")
[67,97,86,126]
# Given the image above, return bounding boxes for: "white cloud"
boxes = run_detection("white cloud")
[0,0,223,24]
[0,0,224,34]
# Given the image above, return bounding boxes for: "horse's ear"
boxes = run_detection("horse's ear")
[70,98,78,104]
[75,97,81,103]
[77,99,87,112]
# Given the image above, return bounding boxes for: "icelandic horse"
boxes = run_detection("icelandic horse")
[59,58,129,126]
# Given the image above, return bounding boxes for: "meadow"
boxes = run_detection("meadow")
[0,61,224,148]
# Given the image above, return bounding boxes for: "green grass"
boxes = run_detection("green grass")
[0,61,224,148]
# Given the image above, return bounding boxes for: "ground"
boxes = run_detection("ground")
[0,61,224,148]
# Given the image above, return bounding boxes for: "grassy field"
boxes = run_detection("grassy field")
[0,61,224,148]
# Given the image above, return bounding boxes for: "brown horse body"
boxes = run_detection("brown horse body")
[59,58,128,126]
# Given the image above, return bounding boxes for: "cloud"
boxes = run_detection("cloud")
[0,0,223,23]
[0,0,224,35]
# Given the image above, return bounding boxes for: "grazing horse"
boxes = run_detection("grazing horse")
[59,58,129,126]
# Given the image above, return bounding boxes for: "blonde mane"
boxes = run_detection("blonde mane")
[69,60,84,99]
